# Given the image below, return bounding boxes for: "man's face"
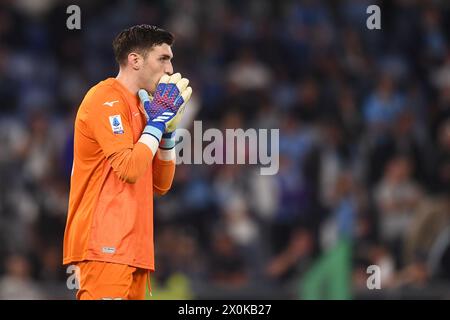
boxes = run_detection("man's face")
[139,43,174,93]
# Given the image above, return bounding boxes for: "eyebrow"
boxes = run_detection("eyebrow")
[160,54,173,60]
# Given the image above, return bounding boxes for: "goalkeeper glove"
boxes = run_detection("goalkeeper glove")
[161,77,192,150]
[138,73,191,146]
[165,82,192,133]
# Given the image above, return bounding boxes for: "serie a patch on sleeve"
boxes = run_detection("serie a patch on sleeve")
[109,115,124,134]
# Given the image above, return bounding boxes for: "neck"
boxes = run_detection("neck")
[116,69,139,95]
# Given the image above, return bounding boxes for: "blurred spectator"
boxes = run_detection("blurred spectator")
[208,229,248,288]
[0,254,44,299]
[374,155,423,265]
[363,75,405,138]
[404,195,449,263]
[320,171,358,249]
[265,227,313,284]
[227,48,271,92]
[433,119,450,193]
[18,111,57,184]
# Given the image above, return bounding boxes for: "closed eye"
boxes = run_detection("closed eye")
[159,55,172,62]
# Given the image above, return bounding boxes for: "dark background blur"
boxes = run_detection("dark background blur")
[0,0,449,299]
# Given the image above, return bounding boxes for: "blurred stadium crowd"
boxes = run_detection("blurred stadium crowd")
[0,0,449,299]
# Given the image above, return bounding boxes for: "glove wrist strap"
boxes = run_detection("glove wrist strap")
[143,124,164,142]
[160,131,176,150]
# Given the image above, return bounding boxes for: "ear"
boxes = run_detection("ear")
[127,52,142,70]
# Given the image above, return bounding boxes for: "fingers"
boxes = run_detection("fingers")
[137,89,151,121]
[181,86,192,103]
[168,73,189,92]
[138,89,150,104]
[158,74,170,84]
[159,72,189,90]
[168,72,181,83]
[176,78,189,92]
[158,73,192,104]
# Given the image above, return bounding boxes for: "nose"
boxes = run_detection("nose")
[165,62,173,75]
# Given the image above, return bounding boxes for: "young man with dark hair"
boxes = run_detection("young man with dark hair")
[63,24,192,300]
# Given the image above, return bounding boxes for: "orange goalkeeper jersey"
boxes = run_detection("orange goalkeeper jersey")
[63,78,175,270]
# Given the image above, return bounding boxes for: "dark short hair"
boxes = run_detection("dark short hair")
[112,24,174,66]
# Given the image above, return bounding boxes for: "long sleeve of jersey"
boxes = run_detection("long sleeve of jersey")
[152,149,176,195]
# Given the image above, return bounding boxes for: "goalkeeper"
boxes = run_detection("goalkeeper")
[63,25,192,300]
